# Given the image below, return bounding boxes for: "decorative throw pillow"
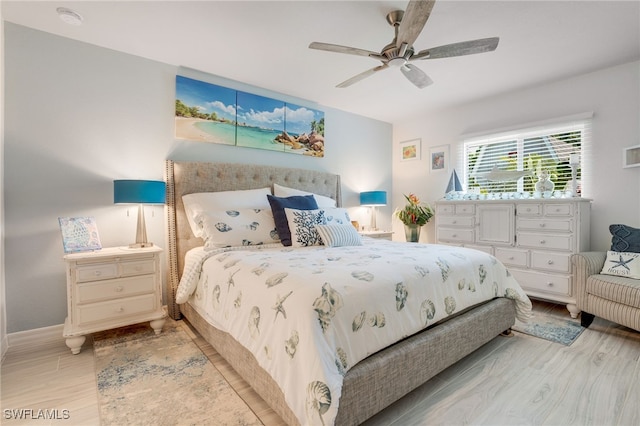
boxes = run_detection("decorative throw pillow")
[610,224,640,253]
[600,251,640,279]
[182,188,272,238]
[315,224,363,248]
[322,207,351,225]
[273,183,337,208]
[284,208,326,247]
[267,195,319,246]
[197,208,279,249]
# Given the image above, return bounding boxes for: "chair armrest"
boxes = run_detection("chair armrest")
[571,251,607,310]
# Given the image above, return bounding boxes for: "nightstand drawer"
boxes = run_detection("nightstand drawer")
[516,203,542,216]
[76,294,157,325]
[531,251,570,273]
[76,264,118,282]
[455,204,475,215]
[77,275,156,304]
[121,259,156,277]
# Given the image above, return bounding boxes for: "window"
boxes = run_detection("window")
[464,118,591,195]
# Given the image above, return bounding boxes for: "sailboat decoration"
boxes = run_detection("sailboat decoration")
[445,169,463,195]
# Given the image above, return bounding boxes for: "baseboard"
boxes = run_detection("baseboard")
[6,323,65,354]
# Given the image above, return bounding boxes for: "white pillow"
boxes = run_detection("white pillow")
[284,208,326,247]
[315,224,362,247]
[197,208,280,249]
[600,251,640,279]
[273,183,336,208]
[182,188,271,237]
[322,207,351,225]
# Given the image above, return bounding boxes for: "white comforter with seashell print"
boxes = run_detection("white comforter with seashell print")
[178,239,532,426]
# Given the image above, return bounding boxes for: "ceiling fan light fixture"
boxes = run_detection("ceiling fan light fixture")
[388,57,407,67]
[56,7,83,26]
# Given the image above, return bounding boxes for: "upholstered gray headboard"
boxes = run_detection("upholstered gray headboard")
[164,160,342,319]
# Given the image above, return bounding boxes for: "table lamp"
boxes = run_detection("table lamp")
[360,191,387,231]
[114,180,166,248]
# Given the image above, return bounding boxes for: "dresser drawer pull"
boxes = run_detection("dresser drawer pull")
[94,271,102,277]
[115,286,124,292]
[540,240,546,244]
[547,282,554,287]
[452,220,457,224]
[509,256,514,260]
[116,306,125,313]
[526,208,532,212]
[547,260,554,265]
[539,223,546,228]
[452,234,457,237]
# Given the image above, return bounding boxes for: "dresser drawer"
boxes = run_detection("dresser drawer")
[531,251,571,273]
[438,215,475,227]
[495,247,528,267]
[76,263,118,282]
[77,275,156,304]
[455,204,475,215]
[76,294,157,325]
[517,232,573,251]
[437,204,454,214]
[121,259,156,277]
[510,269,570,296]
[516,204,542,216]
[437,228,474,243]
[544,203,573,216]
[517,218,573,233]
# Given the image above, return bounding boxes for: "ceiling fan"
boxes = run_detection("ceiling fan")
[309,0,499,89]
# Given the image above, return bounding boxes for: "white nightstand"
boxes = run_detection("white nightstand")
[62,246,166,354]
[360,231,394,241]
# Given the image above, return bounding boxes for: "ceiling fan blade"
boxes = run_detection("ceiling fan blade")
[336,64,389,88]
[396,0,436,48]
[400,64,433,89]
[412,37,500,60]
[309,42,378,58]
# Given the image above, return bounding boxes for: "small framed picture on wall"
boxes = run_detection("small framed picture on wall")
[400,139,421,161]
[429,145,449,173]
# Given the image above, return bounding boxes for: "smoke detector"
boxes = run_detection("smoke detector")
[56,7,83,26]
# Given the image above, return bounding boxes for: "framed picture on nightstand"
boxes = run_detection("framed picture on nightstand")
[58,216,102,253]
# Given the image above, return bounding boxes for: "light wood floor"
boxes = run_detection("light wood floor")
[2,300,639,425]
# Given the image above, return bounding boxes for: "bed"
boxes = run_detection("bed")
[164,161,532,426]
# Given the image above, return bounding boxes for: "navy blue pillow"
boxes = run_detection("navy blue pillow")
[267,194,319,246]
[610,224,640,253]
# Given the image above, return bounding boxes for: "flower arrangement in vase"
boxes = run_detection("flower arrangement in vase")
[395,193,434,242]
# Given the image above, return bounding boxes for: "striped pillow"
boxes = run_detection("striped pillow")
[315,224,362,247]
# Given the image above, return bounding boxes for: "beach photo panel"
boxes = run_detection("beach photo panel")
[236,91,285,152]
[284,103,325,157]
[175,75,237,145]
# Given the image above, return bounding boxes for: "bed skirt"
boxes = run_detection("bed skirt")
[182,297,516,425]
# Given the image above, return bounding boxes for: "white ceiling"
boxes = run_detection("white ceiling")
[3,0,640,124]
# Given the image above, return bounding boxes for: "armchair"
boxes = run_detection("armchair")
[571,251,640,332]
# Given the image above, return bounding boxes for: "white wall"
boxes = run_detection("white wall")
[393,61,640,249]
[1,17,7,359]
[3,23,392,333]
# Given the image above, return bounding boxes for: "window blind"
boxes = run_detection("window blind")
[463,118,592,195]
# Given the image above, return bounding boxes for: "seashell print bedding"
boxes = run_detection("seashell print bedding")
[177,239,532,426]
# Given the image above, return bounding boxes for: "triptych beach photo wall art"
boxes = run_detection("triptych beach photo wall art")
[175,75,325,157]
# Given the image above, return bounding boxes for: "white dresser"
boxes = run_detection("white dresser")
[435,199,591,317]
[62,246,166,354]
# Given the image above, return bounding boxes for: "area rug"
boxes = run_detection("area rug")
[93,319,262,426]
[513,314,585,346]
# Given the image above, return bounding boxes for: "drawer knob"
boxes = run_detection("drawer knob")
[452,220,457,224]
[547,282,554,287]
[115,286,124,292]
[539,223,546,228]
[94,271,102,276]
[452,234,457,237]
[540,240,546,244]
[116,306,124,313]
[508,256,514,260]
[527,208,532,212]
[547,260,554,265]
[135,265,143,271]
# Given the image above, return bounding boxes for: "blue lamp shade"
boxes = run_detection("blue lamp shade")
[360,191,387,206]
[114,180,166,205]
